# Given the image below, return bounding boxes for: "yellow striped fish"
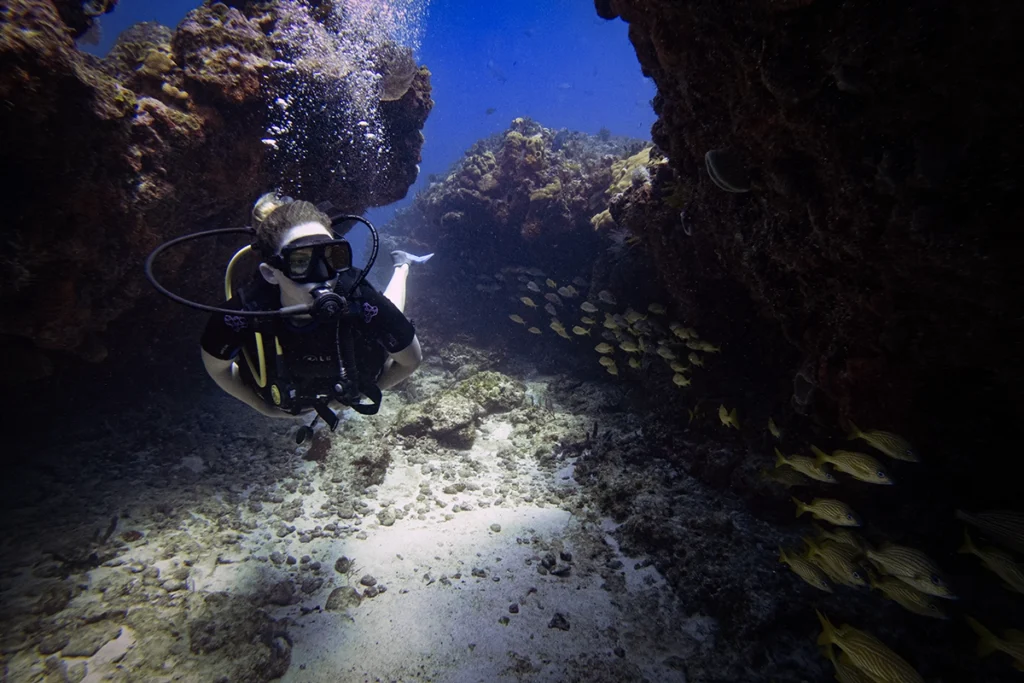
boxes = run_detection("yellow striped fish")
[811,522,864,551]
[824,646,876,683]
[760,466,810,488]
[965,617,1024,667]
[955,509,1024,554]
[959,530,1024,595]
[811,446,894,485]
[865,543,955,599]
[804,538,867,588]
[671,373,691,388]
[870,575,948,620]
[775,449,837,484]
[846,421,918,462]
[793,496,861,527]
[779,547,832,592]
[686,340,720,353]
[718,405,740,430]
[816,611,924,683]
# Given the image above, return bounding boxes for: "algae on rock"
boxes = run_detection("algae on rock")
[395,370,525,448]
[456,371,526,414]
[607,146,654,197]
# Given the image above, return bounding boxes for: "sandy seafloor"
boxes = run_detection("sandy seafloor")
[0,349,801,683]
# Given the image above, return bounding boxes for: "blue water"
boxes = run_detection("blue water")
[84,0,655,227]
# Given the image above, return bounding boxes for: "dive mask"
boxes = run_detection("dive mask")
[267,236,352,283]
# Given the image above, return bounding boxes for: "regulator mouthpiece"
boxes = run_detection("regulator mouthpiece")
[310,287,345,321]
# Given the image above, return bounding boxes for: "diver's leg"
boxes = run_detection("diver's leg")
[382,264,409,313]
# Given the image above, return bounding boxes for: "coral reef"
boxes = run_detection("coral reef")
[594,0,1024,438]
[390,118,651,280]
[0,0,432,379]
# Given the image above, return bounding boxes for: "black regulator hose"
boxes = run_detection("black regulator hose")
[144,213,380,317]
[326,213,379,297]
[144,227,309,317]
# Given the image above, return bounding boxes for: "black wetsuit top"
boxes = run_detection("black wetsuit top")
[200,271,415,405]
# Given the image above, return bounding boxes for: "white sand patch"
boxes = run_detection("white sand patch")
[275,507,685,683]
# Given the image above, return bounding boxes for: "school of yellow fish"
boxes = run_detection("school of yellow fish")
[497,266,1024,679]
[769,421,1024,679]
[504,271,720,394]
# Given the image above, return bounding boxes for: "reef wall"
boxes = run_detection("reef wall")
[594,0,1024,432]
[0,0,432,383]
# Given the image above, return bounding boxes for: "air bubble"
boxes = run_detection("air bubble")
[262,0,429,194]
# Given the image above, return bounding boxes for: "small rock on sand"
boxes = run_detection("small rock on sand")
[325,587,362,611]
[548,613,570,631]
[267,580,295,606]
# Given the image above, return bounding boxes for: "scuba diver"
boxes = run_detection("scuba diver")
[193,193,433,428]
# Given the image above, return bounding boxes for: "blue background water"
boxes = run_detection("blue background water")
[84,0,656,228]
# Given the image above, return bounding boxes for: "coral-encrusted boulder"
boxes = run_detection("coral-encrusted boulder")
[172,3,273,105]
[396,391,483,449]
[456,371,525,414]
[395,370,524,448]
[392,118,650,278]
[0,0,139,376]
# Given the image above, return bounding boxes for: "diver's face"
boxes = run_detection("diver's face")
[262,222,337,305]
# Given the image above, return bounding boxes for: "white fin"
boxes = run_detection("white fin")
[391,250,435,266]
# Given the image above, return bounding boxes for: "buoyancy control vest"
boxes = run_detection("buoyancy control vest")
[236,270,385,423]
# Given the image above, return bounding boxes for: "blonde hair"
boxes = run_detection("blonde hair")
[252,192,289,229]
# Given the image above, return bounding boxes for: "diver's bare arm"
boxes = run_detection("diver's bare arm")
[201,350,291,418]
[377,336,423,390]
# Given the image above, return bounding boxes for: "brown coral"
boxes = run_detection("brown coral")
[374,42,418,102]
[172,4,273,105]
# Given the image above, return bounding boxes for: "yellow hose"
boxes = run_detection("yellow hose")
[224,245,253,299]
[243,333,268,388]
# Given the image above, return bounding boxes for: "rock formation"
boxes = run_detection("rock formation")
[594,0,1024,432]
[0,0,432,382]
